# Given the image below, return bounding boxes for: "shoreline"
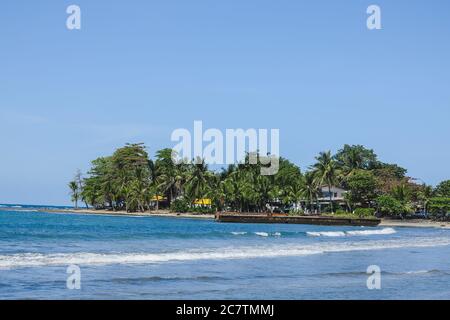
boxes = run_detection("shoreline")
[379,219,450,229]
[35,208,450,229]
[41,208,215,219]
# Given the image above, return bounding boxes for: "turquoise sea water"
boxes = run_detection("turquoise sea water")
[1,204,450,299]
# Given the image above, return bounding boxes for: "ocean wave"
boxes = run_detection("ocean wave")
[2,236,450,269]
[109,275,227,284]
[255,232,269,237]
[307,231,346,237]
[307,228,396,237]
[346,228,396,236]
[232,231,281,237]
[318,269,448,277]
[254,232,282,237]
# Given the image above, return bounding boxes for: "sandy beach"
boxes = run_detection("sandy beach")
[42,208,215,219]
[36,208,450,229]
[379,219,450,229]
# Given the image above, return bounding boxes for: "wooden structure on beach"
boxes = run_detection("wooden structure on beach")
[215,212,381,227]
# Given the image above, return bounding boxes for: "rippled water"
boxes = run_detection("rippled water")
[1,205,450,299]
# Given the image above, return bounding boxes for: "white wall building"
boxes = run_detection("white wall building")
[318,186,347,202]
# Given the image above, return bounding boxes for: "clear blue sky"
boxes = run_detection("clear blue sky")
[1,0,449,205]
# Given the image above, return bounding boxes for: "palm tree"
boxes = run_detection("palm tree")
[148,159,160,210]
[340,149,363,178]
[68,180,80,209]
[206,175,228,211]
[311,151,339,213]
[391,183,411,204]
[223,169,247,212]
[335,145,378,176]
[283,179,304,210]
[300,172,320,213]
[185,158,213,202]
[252,175,273,212]
[155,148,187,205]
[419,184,434,214]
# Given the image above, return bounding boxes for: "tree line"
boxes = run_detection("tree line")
[69,143,450,219]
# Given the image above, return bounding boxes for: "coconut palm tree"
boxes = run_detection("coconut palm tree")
[223,169,247,212]
[311,151,339,213]
[391,183,411,205]
[68,180,80,209]
[283,181,304,209]
[155,149,186,204]
[185,158,213,203]
[420,184,434,214]
[300,172,321,213]
[206,175,228,211]
[334,145,378,176]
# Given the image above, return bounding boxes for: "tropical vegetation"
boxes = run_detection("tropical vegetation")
[68,143,450,220]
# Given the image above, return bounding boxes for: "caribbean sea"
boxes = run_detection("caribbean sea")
[1,204,450,299]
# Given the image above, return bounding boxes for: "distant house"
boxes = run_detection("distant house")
[293,186,348,214]
[318,186,347,202]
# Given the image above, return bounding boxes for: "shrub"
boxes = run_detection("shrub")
[321,205,345,213]
[376,195,409,217]
[189,206,216,214]
[170,199,190,213]
[354,208,376,218]
[289,208,305,216]
[334,209,348,216]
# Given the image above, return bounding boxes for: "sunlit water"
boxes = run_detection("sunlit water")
[1,204,450,299]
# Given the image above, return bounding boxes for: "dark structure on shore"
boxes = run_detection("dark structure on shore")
[215,213,381,227]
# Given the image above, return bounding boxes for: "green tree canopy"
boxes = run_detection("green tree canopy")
[334,144,378,175]
[435,180,450,197]
[343,170,378,209]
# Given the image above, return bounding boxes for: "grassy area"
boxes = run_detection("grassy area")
[321,212,379,220]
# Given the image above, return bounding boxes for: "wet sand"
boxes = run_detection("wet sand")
[42,208,215,219]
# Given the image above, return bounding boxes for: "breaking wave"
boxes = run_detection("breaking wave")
[307,231,346,237]
[346,228,397,236]
[255,232,269,237]
[2,236,450,269]
[307,228,396,237]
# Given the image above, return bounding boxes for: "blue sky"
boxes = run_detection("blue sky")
[1,0,449,205]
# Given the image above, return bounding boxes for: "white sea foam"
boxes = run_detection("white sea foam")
[255,232,269,237]
[307,228,396,237]
[231,232,247,235]
[307,231,346,237]
[2,237,450,269]
[346,228,396,236]
[405,270,431,274]
[273,232,281,237]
